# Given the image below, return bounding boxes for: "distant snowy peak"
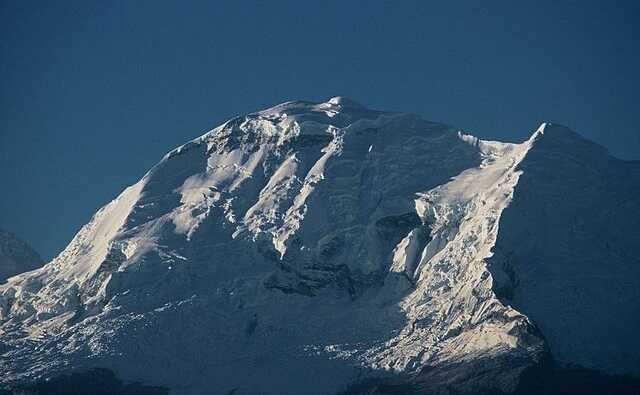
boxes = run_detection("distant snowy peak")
[0,230,43,282]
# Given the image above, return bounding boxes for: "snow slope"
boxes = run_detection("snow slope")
[0,98,637,394]
[0,230,43,283]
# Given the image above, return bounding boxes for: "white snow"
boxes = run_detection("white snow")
[0,99,637,394]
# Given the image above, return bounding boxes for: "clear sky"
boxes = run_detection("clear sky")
[2,1,639,259]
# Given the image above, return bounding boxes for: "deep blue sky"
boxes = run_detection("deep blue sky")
[2,1,639,259]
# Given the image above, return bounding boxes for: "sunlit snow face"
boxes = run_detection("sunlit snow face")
[154,103,486,298]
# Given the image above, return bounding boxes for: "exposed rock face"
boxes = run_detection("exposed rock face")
[0,229,43,282]
[0,99,637,394]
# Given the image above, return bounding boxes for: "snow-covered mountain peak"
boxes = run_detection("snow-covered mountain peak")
[525,121,610,161]
[1,100,638,394]
[247,97,390,133]
[326,96,365,108]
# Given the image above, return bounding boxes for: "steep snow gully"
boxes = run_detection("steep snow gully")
[1,98,638,394]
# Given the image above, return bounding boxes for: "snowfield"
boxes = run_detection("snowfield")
[1,98,638,394]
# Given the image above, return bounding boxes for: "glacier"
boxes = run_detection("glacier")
[0,97,638,394]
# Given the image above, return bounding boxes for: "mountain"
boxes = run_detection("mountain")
[0,97,638,395]
[0,229,43,282]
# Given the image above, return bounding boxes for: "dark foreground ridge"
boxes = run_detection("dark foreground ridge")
[513,360,640,395]
[0,369,169,395]
[337,357,640,395]
[5,361,638,395]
